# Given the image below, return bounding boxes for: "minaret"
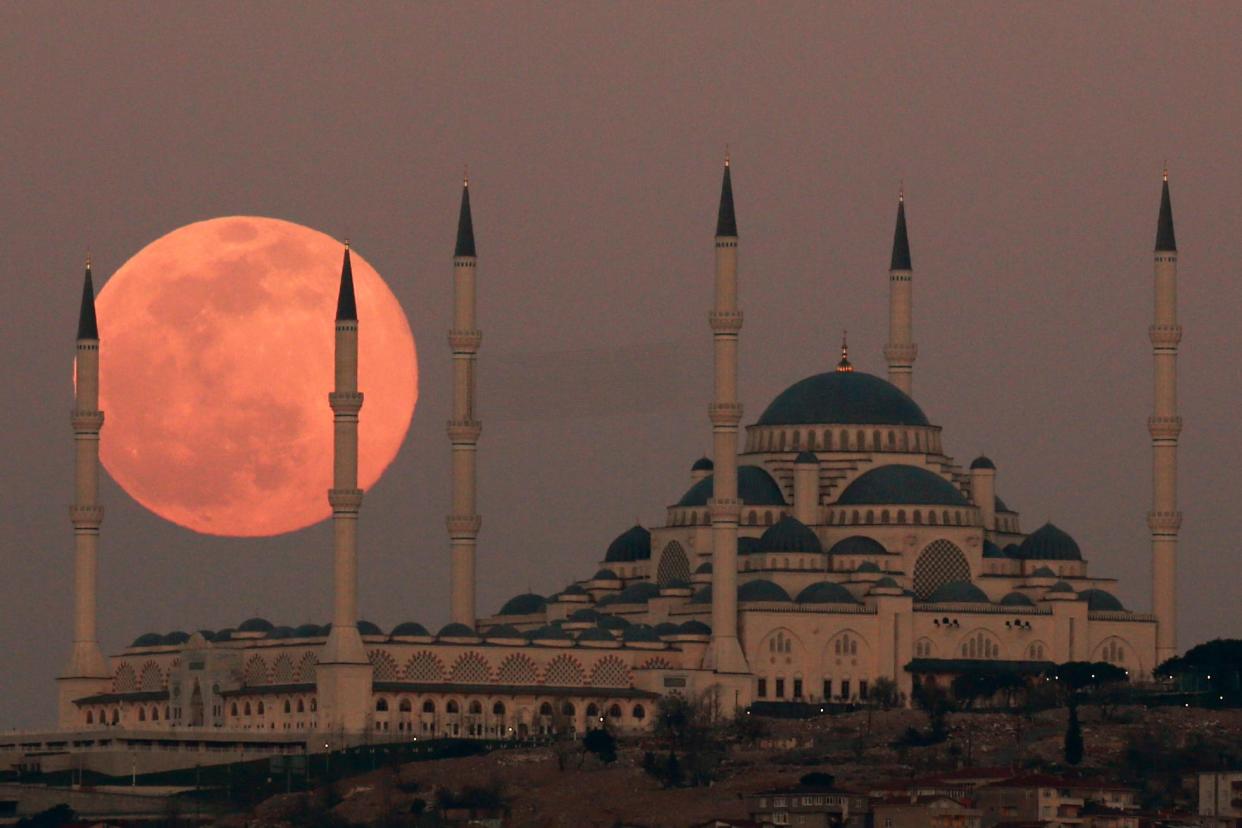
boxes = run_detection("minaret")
[1149,166,1181,665]
[447,173,482,627]
[706,153,748,674]
[58,258,111,727]
[883,186,917,395]
[316,242,372,736]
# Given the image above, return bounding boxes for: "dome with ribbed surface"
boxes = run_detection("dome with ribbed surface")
[827,535,889,557]
[1000,591,1035,607]
[926,580,990,604]
[391,622,429,637]
[499,593,547,615]
[983,540,1005,559]
[796,581,860,604]
[677,465,787,507]
[604,525,651,562]
[691,456,714,471]
[437,622,479,638]
[738,579,792,602]
[758,515,823,554]
[1018,523,1082,561]
[758,371,930,427]
[837,465,968,506]
[1079,588,1126,611]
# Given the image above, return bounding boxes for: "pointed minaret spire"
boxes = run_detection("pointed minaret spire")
[836,330,854,372]
[890,186,912,271]
[455,173,477,258]
[77,256,99,340]
[715,151,737,238]
[1156,164,1177,252]
[335,242,357,322]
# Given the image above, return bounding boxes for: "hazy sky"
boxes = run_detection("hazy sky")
[2,4,1240,728]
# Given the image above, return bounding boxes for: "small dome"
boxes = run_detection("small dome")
[678,620,712,636]
[689,585,713,604]
[616,582,661,604]
[694,562,713,574]
[794,451,819,465]
[873,576,900,588]
[797,581,860,604]
[437,622,479,638]
[499,593,547,616]
[131,632,163,647]
[596,614,631,630]
[691,456,714,472]
[265,626,294,640]
[561,584,587,596]
[970,455,996,470]
[528,624,572,641]
[576,626,616,642]
[485,624,523,639]
[856,561,881,573]
[982,540,1005,559]
[196,629,216,642]
[604,525,652,562]
[1079,588,1126,612]
[622,625,661,643]
[738,537,762,556]
[214,628,235,641]
[662,578,691,590]
[827,535,889,557]
[757,371,930,427]
[391,622,429,637]
[758,515,823,554]
[591,568,620,581]
[161,631,190,645]
[357,620,383,636]
[926,580,990,604]
[1047,580,1075,593]
[837,465,968,507]
[568,608,601,623]
[738,579,792,602]
[677,465,787,508]
[1030,566,1056,577]
[654,622,680,636]
[1003,543,1022,558]
[238,617,274,633]
[595,594,618,607]
[1000,591,1035,607]
[1018,523,1083,561]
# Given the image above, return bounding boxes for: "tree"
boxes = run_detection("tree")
[643,693,724,787]
[799,771,836,788]
[1064,704,1084,766]
[583,728,618,765]
[867,677,901,709]
[16,805,76,828]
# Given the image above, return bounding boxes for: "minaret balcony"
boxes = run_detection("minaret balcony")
[329,392,364,414]
[446,514,482,537]
[707,497,741,520]
[448,329,482,352]
[71,411,105,432]
[1147,510,1182,534]
[69,505,104,529]
[708,403,743,427]
[709,310,744,333]
[328,488,363,513]
[446,419,482,443]
[1148,325,1182,348]
[1147,416,1183,440]
[883,343,918,362]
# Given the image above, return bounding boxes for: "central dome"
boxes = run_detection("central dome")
[757,371,930,427]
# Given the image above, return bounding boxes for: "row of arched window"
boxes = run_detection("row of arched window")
[749,426,942,455]
[827,507,976,527]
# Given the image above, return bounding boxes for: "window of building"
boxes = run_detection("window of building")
[823,679,832,699]
[758,678,768,698]
[793,678,803,698]
[446,700,460,714]
[840,679,851,699]
[775,678,786,698]
[859,679,869,700]
[422,700,435,714]
[492,701,505,715]
[608,704,622,719]
[633,704,645,720]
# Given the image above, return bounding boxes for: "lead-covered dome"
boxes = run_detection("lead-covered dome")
[796,581,859,604]
[757,371,930,427]
[827,535,889,557]
[836,465,968,507]
[498,592,547,616]
[738,579,792,602]
[926,580,990,604]
[677,465,786,507]
[1079,588,1126,611]
[1018,523,1083,561]
[758,515,823,554]
[604,525,651,562]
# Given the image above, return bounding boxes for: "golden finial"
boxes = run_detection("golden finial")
[836,330,853,373]
[1162,161,1168,182]
[898,180,904,203]
[84,251,91,270]
[344,238,351,250]
[463,164,469,187]
[724,144,730,168]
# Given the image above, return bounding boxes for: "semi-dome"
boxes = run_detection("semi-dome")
[982,540,1006,559]
[499,592,547,615]
[691,456,714,471]
[238,617,274,633]
[196,629,216,642]
[1079,588,1126,611]
[970,455,996,470]
[758,370,930,427]
[738,579,792,602]
[527,624,571,641]
[437,622,480,638]
[758,515,823,554]
[1000,591,1036,607]
[1018,523,1083,561]
[576,626,615,642]
[131,632,163,647]
[1047,580,1075,593]
[837,465,968,507]
[615,582,661,604]
[485,624,523,639]
[856,561,881,573]
[591,568,620,581]
[827,535,889,557]
[796,581,859,604]
[391,622,429,637]
[560,584,587,596]
[622,624,662,643]
[689,585,713,604]
[794,451,819,465]
[604,525,651,562]
[738,537,761,556]
[357,620,383,636]
[694,562,713,574]
[677,465,787,507]
[265,627,294,640]
[678,620,712,636]
[596,614,631,630]
[654,621,680,636]
[1030,566,1056,577]
[161,630,190,645]
[214,628,235,641]
[926,580,990,604]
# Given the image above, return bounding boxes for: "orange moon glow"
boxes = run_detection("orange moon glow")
[96,216,418,537]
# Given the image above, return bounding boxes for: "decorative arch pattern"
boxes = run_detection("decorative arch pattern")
[639,657,673,671]
[543,654,585,686]
[959,629,1003,660]
[403,651,445,682]
[914,637,935,658]
[271,655,295,684]
[1026,641,1048,660]
[1095,637,1133,668]
[656,541,691,586]
[138,661,163,692]
[243,655,269,686]
[296,651,318,682]
[449,652,492,684]
[498,653,538,684]
[369,650,400,682]
[113,663,137,693]
[589,655,631,687]
[912,539,971,600]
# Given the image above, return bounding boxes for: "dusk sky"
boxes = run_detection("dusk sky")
[2,4,1240,728]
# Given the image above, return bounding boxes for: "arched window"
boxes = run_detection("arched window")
[244,702,252,716]
[468,700,483,715]
[764,511,773,525]
[633,704,646,720]
[913,510,922,525]
[230,702,238,717]
[284,699,293,714]
[138,707,146,722]
[881,510,890,524]
[111,709,119,724]
[887,430,895,448]
[539,702,554,716]
[561,702,575,716]
[586,703,599,718]
[446,700,460,714]
[86,710,94,725]
[865,510,874,523]
[257,702,265,716]
[492,701,505,715]
[422,700,435,713]
[792,431,800,449]
[608,704,623,719]
[929,511,938,525]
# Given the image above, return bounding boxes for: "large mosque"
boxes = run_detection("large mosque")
[46,161,1181,750]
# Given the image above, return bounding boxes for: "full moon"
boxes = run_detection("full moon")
[96,216,418,537]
